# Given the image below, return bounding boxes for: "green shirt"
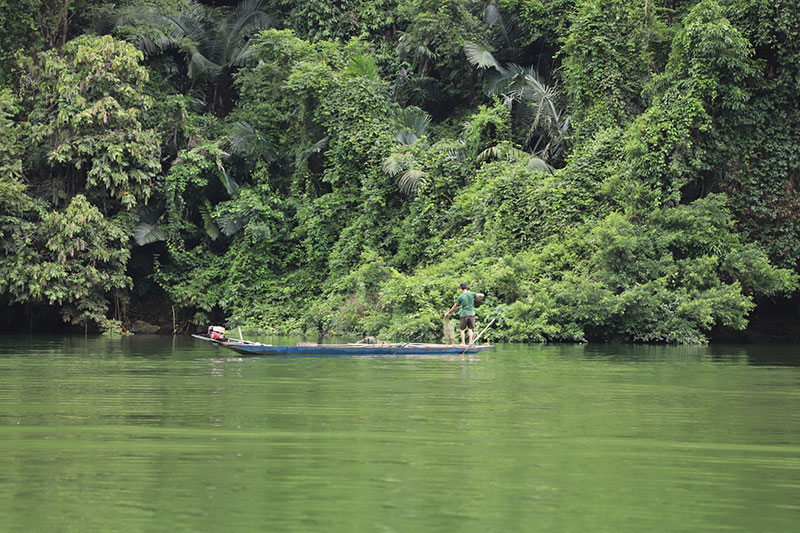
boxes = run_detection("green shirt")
[455,291,477,317]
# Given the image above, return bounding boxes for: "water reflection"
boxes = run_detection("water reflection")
[2,333,797,366]
[491,341,800,367]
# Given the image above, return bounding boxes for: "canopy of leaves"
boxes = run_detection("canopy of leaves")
[24,35,161,212]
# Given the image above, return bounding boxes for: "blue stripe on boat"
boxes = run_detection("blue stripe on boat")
[192,335,493,356]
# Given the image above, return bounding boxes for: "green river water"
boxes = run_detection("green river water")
[1,335,799,532]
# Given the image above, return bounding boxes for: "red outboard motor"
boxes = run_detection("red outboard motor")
[208,326,226,340]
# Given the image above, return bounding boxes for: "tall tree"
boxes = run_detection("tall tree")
[22,34,161,212]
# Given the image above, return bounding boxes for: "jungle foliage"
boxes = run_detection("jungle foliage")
[1,0,799,343]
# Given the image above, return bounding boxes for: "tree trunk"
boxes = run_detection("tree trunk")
[59,0,70,53]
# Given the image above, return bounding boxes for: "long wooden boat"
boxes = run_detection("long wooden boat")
[192,334,494,356]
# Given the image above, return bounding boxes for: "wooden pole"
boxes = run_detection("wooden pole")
[462,317,496,354]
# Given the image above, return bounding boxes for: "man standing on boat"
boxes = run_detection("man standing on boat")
[445,283,485,346]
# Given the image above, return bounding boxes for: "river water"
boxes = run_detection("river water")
[1,336,799,531]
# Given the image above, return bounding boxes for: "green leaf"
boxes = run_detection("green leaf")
[133,222,167,246]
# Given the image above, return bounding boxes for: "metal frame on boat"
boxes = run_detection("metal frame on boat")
[191,334,493,356]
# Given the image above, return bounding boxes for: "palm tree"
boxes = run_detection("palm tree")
[476,142,553,174]
[395,106,432,146]
[464,42,569,163]
[113,0,272,116]
[465,0,526,60]
[382,106,434,196]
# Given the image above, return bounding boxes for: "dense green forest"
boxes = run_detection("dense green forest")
[1,0,799,343]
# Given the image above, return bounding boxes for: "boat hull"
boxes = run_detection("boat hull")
[192,335,493,356]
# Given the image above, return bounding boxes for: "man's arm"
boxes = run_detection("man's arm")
[445,303,458,317]
[476,292,485,299]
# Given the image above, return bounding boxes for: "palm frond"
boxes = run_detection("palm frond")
[559,116,571,137]
[185,94,206,113]
[296,136,329,167]
[230,43,252,66]
[347,54,380,81]
[218,214,245,237]
[477,144,527,164]
[477,143,553,173]
[520,67,556,104]
[222,0,272,65]
[447,144,466,161]
[527,157,553,173]
[134,36,156,55]
[397,31,439,63]
[489,63,528,97]
[133,222,167,246]
[398,168,427,195]
[396,130,419,145]
[112,1,268,82]
[514,91,569,159]
[187,50,222,81]
[483,3,502,28]
[396,106,431,145]
[487,7,524,51]
[228,0,272,38]
[111,5,180,55]
[198,200,220,241]
[215,157,239,195]
[483,66,512,96]
[107,4,143,28]
[416,44,438,63]
[401,106,431,137]
[485,63,553,102]
[153,34,179,53]
[461,31,570,166]
[464,41,500,70]
[519,96,547,134]
[148,9,210,61]
[382,153,406,176]
[230,121,276,160]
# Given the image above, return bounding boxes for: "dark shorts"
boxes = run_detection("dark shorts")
[459,316,476,330]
